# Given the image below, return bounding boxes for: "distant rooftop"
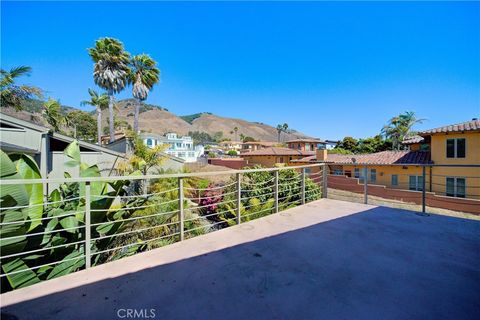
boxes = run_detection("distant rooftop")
[294,150,432,165]
[242,147,314,157]
[419,118,480,135]
[286,138,326,144]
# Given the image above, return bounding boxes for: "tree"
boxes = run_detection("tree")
[65,110,97,141]
[276,124,283,142]
[356,135,391,154]
[336,136,358,153]
[81,89,109,144]
[42,98,65,132]
[233,126,238,141]
[239,133,245,142]
[382,111,425,150]
[282,123,289,141]
[88,38,131,143]
[0,66,42,110]
[129,54,160,133]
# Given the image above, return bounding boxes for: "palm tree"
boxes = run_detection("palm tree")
[88,38,130,142]
[276,124,283,142]
[81,89,109,144]
[42,98,64,132]
[233,127,239,141]
[282,123,289,142]
[129,54,160,133]
[382,111,425,150]
[0,66,42,110]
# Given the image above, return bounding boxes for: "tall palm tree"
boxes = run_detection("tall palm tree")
[81,89,109,144]
[129,54,160,133]
[0,66,42,110]
[382,111,425,150]
[282,123,289,142]
[276,124,283,142]
[88,38,130,142]
[42,98,64,132]
[233,126,239,141]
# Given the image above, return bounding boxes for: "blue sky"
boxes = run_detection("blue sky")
[1,1,479,140]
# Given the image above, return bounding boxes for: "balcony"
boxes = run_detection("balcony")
[1,165,479,319]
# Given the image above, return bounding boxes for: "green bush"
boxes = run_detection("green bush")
[227,150,238,156]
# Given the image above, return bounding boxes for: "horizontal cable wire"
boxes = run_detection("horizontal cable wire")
[241,191,276,201]
[0,239,86,260]
[0,196,83,212]
[91,187,179,199]
[89,209,180,227]
[184,208,236,222]
[185,190,237,201]
[89,198,178,212]
[0,255,86,278]
[241,177,275,186]
[91,232,181,256]
[184,181,237,191]
[0,210,85,226]
[184,218,236,234]
[92,220,180,241]
[0,225,85,241]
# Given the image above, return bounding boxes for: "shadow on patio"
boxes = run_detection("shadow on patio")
[2,201,480,320]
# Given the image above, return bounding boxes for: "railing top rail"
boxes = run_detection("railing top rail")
[326,163,480,168]
[0,163,325,185]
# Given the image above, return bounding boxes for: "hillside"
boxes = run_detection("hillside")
[4,98,313,142]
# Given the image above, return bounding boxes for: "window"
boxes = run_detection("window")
[354,168,360,178]
[306,144,311,151]
[409,175,423,191]
[334,169,342,175]
[370,169,376,183]
[391,174,398,186]
[297,144,301,150]
[146,138,153,147]
[446,138,466,158]
[446,177,466,198]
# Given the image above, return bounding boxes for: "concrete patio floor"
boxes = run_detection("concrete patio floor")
[1,199,480,320]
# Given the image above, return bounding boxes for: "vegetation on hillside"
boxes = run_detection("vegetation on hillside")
[180,112,212,124]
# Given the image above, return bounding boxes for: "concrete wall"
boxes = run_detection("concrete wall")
[208,158,248,169]
[243,155,305,168]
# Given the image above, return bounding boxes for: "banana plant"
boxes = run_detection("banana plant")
[1,140,147,292]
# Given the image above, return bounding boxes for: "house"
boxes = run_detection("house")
[0,113,125,182]
[293,119,480,199]
[242,147,314,167]
[142,132,204,163]
[240,141,278,152]
[219,140,243,152]
[286,138,327,152]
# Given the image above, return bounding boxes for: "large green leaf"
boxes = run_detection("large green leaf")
[64,140,81,167]
[13,154,44,231]
[2,258,41,289]
[47,250,85,280]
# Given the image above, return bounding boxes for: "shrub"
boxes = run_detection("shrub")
[227,150,238,156]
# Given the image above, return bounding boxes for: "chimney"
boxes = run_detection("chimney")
[316,147,327,162]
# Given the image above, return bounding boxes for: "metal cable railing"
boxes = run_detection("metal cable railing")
[0,163,326,289]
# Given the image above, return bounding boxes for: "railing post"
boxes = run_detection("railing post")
[274,169,279,213]
[363,166,368,204]
[85,181,91,269]
[236,173,241,224]
[422,166,426,213]
[322,165,328,198]
[301,168,306,205]
[178,177,184,241]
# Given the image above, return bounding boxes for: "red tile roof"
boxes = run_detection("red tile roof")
[419,119,480,135]
[242,147,315,157]
[286,138,326,144]
[293,150,431,165]
[402,135,424,144]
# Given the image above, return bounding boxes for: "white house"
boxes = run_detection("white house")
[142,132,204,163]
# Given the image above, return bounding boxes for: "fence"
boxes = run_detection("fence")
[0,163,326,292]
[1,162,478,292]
[325,164,480,215]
